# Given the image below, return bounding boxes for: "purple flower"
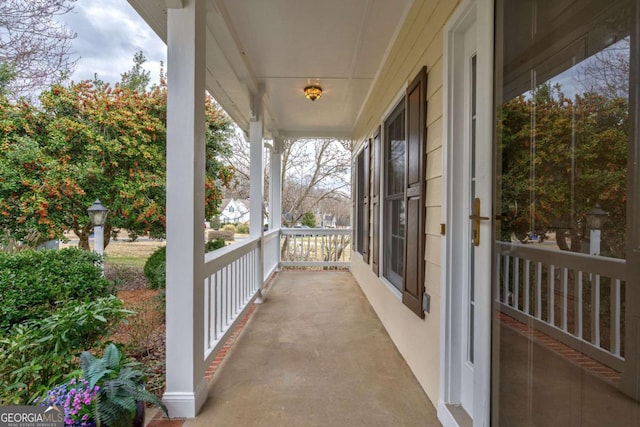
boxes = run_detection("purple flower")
[38,378,100,426]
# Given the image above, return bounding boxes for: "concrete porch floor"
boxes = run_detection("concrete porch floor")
[184,270,440,427]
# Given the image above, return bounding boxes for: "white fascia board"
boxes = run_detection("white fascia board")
[165,0,184,9]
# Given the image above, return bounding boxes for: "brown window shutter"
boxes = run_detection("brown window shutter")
[371,127,381,276]
[362,139,370,263]
[402,66,427,318]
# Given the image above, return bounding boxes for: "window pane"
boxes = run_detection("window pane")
[384,198,404,290]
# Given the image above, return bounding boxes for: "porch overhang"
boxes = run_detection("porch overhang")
[127,0,413,139]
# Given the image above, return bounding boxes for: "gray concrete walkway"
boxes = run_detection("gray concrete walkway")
[185,271,440,427]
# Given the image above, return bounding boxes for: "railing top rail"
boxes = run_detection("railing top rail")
[264,228,280,240]
[495,241,625,280]
[204,235,260,275]
[281,227,351,236]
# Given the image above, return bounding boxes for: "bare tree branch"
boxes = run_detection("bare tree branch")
[223,137,352,226]
[0,0,78,98]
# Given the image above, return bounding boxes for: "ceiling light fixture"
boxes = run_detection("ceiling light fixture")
[304,85,322,101]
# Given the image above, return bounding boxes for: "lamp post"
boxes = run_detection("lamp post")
[586,203,608,256]
[87,199,108,273]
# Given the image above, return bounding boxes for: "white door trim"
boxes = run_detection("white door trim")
[439,0,494,426]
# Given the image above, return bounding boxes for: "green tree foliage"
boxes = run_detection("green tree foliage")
[0,53,234,249]
[119,51,151,93]
[301,211,316,228]
[499,83,627,257]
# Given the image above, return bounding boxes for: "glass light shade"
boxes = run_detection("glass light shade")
[87,199,109,226]
[304,85,322,101]
[586,203,608,230]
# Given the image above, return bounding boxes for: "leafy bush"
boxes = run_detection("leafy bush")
[235,223,249,234]
[0,296,130,405]
[0,248,116,330]
[205,238,226,252]
[144,239,227,290]
[78,343,168,427]
[143,246,166,290]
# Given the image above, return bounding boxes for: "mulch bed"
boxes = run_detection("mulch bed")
[105,264,166,399]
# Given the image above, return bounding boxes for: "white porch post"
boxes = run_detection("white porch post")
[269,137,283,230]
[249,89,265,300]
[163,0,207,418]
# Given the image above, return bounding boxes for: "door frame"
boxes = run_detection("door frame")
[439,0,494,426]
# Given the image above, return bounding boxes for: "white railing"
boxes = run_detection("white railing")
[203,236,262,365]
[200,227,351,372]
[280,228,351,269]
[496,242,626,371]
[263,229,280,280]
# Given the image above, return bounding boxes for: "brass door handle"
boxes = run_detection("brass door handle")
[469,198,490,246]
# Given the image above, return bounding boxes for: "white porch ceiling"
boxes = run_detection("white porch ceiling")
[127,0,412,139]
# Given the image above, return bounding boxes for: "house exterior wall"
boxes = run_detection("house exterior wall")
[351,0,460,406]
[219,199,250,224]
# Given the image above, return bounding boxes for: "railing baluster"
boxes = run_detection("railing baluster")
[577,271,583,340]
[612,279,621,356]
[524,259,530,314]
[204,276,210,348]
[514,257,520,310]
[503,254,510,304]
[592,274,601,347]
[536,262,542,320]
[548,264,555,326]
[495,253,502,302]
[562,267,568,332]
[216,270,221,340]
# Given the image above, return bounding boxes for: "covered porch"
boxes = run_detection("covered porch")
[181,270,439,426]
[125,0,424,420]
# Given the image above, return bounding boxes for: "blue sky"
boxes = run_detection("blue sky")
[59,0,166,86]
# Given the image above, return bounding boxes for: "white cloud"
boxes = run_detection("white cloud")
[60,0,166,86]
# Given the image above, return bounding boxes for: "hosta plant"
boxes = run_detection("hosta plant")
[80,343,168,427]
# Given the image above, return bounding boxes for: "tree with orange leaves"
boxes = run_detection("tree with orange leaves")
[0,53,233,249]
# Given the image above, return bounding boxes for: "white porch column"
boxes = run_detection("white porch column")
[269,137,283,230]
[249,89,265,300]
[163,0,207,418]
[249,91,264,236]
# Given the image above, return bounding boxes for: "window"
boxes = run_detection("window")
[379,66,427,317]
[383,100,406,290]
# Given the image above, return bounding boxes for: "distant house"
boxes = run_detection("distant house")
[320,213,336,228]
[219,199,250,224]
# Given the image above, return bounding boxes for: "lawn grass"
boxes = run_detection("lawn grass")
[106,255,147,267]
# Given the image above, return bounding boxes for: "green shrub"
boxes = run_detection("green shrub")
[143,246,166,290]
[0,296,130,405]
[144,240,227,290]
[205,238,226,252]
[0,248,116,330]
[235,223,249,234]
